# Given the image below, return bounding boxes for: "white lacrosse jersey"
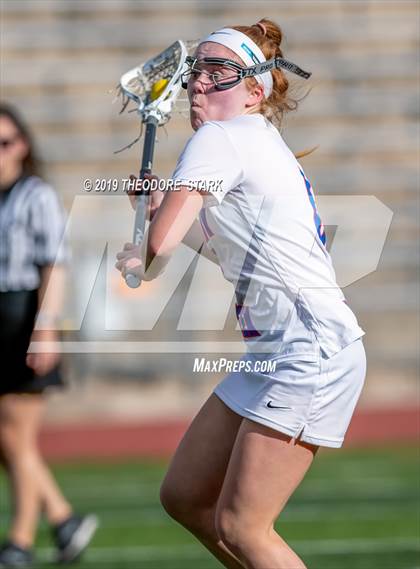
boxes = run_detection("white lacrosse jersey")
[172,114,365,359]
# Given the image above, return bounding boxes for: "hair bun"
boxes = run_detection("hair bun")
[255,22,267,36]
[257,18,283,46]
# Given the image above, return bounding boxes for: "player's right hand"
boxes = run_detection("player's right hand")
[115,242,143,280]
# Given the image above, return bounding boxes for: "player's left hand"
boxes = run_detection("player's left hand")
[115,242,143,280]
[127,174,164,220]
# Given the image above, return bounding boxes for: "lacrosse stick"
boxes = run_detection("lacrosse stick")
[118,40,188,288]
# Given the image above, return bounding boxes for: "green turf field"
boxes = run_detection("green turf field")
[1,446,419,568]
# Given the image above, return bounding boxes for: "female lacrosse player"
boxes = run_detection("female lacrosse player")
[0,104,97,568]
[116,19,366,569]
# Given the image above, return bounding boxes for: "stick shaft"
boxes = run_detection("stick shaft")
[125,116,158,289]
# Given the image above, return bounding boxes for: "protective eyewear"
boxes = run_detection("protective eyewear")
[181,55,311,91]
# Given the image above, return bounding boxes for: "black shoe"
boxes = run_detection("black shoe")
[52,514,98,564]
[0,541,33,568]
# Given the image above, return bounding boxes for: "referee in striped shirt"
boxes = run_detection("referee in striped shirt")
[0,104,97,568]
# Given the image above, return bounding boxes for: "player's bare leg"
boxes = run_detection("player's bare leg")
[0,393,72,547]
[216,420,319,569]
[160,394,245,568]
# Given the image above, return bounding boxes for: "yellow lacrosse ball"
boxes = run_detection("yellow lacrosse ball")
[150,79,169,101]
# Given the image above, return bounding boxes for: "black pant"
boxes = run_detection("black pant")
[0,290,63,394]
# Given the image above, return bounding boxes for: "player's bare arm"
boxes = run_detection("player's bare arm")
[116,185,208,282]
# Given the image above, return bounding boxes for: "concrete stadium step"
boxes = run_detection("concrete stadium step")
[345,281,419,312]
[1,0,417,393]
[359,310,418,352]
[39,185,420,275]
[2,4,418,50]
[4,85,418,126]
[2,0,416,15]
[2,49,418,89]
[43,153,419,194]
[45,161,419,200]
[3,39,417,60]
[25,121,417,164]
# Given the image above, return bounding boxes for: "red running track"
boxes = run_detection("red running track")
[39,407,420,461]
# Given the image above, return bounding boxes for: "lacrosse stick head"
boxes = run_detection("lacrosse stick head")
[119,40,189,126]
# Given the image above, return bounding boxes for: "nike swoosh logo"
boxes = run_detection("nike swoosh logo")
[266,401,292,409]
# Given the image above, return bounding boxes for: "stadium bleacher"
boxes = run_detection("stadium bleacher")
[1,0,418,412]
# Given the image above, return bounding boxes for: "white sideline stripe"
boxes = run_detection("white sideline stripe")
[0,500,416,527]
[51,487,415,503]
[0,503,416,527]
[53,477,414,495]
[2,471,415,494]
[46,473,413,485]
[29,341,251,353]
[36,537,420,561]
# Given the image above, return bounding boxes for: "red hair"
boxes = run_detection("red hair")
[232,19,315,158]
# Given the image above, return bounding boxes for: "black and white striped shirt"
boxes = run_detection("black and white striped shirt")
[0,176,68,292]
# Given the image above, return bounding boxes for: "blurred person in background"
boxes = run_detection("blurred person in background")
[116,19,366,569]
[0,104,97,568]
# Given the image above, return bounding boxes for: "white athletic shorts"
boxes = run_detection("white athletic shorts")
[214,338,366,448]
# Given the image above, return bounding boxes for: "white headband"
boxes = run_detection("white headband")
[201,27,273,97]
